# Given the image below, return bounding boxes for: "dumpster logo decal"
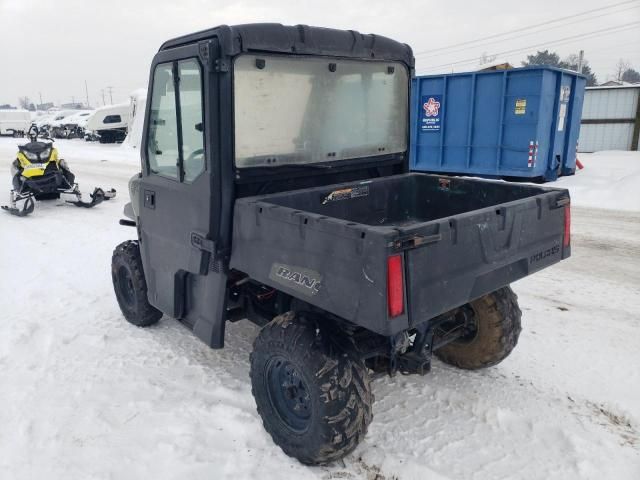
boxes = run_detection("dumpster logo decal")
[420,95,442,132]
[423,97,441,117]
[270,263,322,296]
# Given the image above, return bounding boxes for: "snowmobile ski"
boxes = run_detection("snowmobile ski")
[1,194,35,217]
[67,187,116,208]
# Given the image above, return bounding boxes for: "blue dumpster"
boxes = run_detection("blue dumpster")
[409,66,586,181]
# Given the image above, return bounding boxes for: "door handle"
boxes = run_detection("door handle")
[144,190,156,209]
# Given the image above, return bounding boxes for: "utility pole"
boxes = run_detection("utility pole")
[39,92,43,107]
[84,80,90,108]
[101,89,106,106]
[577,50,584,74]
[106,86,114,104]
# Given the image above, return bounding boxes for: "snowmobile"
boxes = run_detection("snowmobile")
[2,125,116,216]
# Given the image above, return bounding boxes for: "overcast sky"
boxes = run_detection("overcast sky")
[0,0,638,107]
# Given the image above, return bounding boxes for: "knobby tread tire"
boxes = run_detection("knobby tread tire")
[250,312,373,465]
[111,240,162,327]
[435,286,522,370]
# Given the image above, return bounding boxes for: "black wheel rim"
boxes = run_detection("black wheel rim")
[265,356,312,433]
[116,265,136,308]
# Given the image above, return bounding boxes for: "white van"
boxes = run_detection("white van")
[0,109,32,136]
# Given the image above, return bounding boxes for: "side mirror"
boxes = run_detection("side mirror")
[195,122,203,132]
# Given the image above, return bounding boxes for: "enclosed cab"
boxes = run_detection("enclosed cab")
[111,24,571,465]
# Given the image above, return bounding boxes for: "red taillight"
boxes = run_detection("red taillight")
[563,204,571,247]
[387,255,404,318]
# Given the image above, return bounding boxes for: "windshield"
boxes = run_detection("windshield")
[233,55,408,168]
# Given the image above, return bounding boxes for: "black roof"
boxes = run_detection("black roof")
[159,23,414,67]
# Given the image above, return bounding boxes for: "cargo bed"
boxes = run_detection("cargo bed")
[230,173,570,336]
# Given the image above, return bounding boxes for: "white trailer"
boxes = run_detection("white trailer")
[0,109,32,136]
[85,103,129,143]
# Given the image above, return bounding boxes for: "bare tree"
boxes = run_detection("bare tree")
[18,96,31,110]
[478,52,497,66]
[615,59,631,81]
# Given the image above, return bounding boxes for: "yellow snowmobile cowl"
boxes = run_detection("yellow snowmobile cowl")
[16,148,60,178]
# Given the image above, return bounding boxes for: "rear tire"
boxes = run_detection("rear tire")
[435,286,522,370]
[250,312,373,465]
[111,240,162,327]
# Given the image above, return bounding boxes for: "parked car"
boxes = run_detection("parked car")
[51,110,93,139]
[35,110,76,139]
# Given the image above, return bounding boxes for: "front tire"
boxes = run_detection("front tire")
[111,240,162,327]
[435,286,522,370]
[250,312,373,465]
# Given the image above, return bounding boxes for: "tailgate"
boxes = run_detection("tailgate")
[402,192,569,326]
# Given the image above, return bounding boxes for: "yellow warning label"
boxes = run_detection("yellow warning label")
[515,98,527,115]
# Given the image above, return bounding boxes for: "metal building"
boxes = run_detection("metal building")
[579,85,640,152]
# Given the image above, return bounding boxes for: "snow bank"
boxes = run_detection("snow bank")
[555,151,640,212]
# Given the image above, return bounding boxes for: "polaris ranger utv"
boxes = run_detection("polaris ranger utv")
[111,24,571,465]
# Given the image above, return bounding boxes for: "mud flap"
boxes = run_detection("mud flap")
[185,271,228,349]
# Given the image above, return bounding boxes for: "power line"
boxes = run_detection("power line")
[414,0,640,56]
[418,22,640,73]
[416,4,640,60]
[419,24,639,74]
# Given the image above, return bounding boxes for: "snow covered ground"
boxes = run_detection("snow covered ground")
[0,137,638,480]
[554,151,640,212]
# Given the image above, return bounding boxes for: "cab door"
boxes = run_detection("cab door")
[138,46,216,324]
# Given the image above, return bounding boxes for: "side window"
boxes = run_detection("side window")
[146,59,204,182]
[104,115,122,124]
[147,63,179,179]
[178,59,205,182]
